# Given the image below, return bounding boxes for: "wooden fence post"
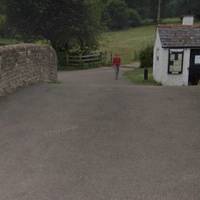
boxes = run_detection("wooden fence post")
[66,51,109,68]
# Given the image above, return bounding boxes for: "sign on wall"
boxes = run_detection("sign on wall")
[194,55,200,64]
[168,49,184,74]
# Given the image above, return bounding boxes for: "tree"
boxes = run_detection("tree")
[176,0,200,18]
[102,0,141,30]
[0,0,6,15]
[157,0,161,23]
[128,9,142,27]
[103,0,130,29]
[6,0,102,50]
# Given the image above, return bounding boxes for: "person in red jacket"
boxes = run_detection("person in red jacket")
[112,53,121,80]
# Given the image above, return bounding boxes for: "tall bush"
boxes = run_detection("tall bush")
[103,0,130,30]
[102,0,142,30]
[128,9,142,27]
[0,15,6,36]
[139,45,153,68]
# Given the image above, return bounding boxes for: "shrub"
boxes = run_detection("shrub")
[128,9,142,27]
[102,1,142,30]
[35,39,50,45]
[103,0,130,30]
[56,50,67,70]
[0,15,6,37]
[139,45,153,68]
[142,18,154,25]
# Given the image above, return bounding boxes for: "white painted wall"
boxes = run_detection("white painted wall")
[182,16,194,25]
[153,31,190,86]
[153,30,163,84]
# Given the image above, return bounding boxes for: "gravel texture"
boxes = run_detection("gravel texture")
[0,67,200,200]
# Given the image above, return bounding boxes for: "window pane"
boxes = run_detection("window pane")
[168,49,183,74]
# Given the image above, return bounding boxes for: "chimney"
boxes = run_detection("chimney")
[182,15,194,25]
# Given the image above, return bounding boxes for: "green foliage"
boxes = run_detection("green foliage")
[6,0,102,50]
[0,15,6,36]
[125,0,158,21]
[102,0,141,30]
[35,39,50,45]
[103,0,130,30]
[124,68,158,85]
[128,9,142,27]
[0,37,19,46]
[161,17,181,24]
[139,45,153,68]
[125,0,200,22]
[0,0,6,15]
[100,25,155,64]
[56,49,108,71]
[175,0,200,19]
[57,50,67,71]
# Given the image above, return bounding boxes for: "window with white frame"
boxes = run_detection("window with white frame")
[168,49,184,74]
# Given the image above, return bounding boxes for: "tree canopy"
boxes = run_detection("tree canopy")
[6,0,102,50]
[125,0,200,20]
[3,0,200,50]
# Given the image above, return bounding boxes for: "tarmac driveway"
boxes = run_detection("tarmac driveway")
[0,67,200,200]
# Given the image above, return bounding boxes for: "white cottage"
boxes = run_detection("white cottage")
[153,16,200,86]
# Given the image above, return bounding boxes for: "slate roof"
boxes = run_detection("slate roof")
[158,25,200,48]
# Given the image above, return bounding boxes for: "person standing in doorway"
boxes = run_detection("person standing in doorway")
[112,54,121,80]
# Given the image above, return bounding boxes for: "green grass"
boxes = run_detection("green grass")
[99,18,187,65]
[124,68,159,86]
[100,25,155,64]
[0,38,20,46]
[0,38,50,46]
[161,17,181,24]
[47,80,62,84]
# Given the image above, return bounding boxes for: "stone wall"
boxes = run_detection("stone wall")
[0,44,57,96]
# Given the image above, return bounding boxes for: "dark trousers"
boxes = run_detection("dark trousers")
[114,65,120,80]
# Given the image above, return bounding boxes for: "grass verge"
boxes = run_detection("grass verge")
[47,80,62,84]
[124,68,160,86]
[0,38,20,46]
[100,25,155,64]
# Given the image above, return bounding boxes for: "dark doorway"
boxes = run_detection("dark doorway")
[189,49,200,85]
